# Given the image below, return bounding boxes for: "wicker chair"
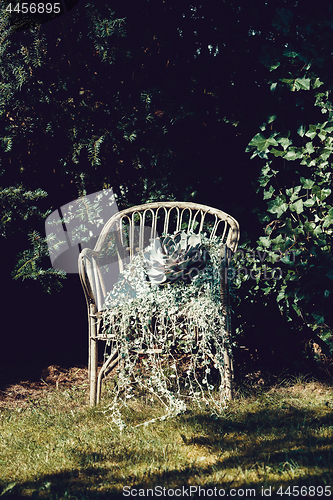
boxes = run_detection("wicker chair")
[78,201,240,405]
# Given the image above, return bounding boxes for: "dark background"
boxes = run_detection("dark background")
[1,0,331,386]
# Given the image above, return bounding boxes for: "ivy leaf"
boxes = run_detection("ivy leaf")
[305,124,317,139]
[290,186,302,202]
[292,303,302,316]
[283,48,299,59]
[263,185,275,199]
[246,133,278,153]
[318,130,327,141]
[258,236,271,248]
[258,164,277,187]
[304,221,316,232]
[313,225,323,237]
[295,78,311,91]
[297,124,306,137]
[280,78,295,89]
[278,136,292,150]
[284,148,302,160]
[312,186,331,201]
[270,234,284,245]
[269,63,281,71]
[304,142,315,154]
[322,207,333,227]
[280,78,310,91]
[324,122,333,133]
[313,78,324,89]
[270,148,286,157]
[290,199,304,214]
[311,312,325,325]
[319,147,333,161]
[300,177,315,189]
[267,115,277,123]
[267,197,288,217]
[277,288,286,302]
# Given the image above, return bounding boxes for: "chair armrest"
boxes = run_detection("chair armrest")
[79,248,106,310]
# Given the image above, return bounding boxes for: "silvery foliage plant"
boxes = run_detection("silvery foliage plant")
[143,231,208,286]
[101,233,229,428]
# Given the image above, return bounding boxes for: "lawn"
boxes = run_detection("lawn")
[0,366,332,499]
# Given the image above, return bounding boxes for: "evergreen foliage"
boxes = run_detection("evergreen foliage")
[1,0,333,368]
[0,181,66,292]
[238,3,333,356]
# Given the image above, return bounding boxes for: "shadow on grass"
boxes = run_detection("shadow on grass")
[1,404,332,499]
[1,466,332,499]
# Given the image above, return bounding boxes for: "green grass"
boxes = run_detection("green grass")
[0,374,332,499]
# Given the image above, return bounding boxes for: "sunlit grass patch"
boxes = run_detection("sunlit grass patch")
[0,374,332,498]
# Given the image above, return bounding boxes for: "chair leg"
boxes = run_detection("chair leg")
[96,349,120,404]
[223,250,234,401]
[89,304,98,406]
[223,310,234,401]
[223,346,234,401]
[90,338,98,406]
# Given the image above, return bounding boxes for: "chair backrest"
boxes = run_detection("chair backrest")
[79,201,240,311]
